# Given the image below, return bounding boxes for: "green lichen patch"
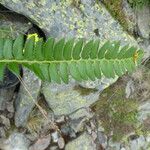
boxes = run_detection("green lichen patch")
[91,78,139,141]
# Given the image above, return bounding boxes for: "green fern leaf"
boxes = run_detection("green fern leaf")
[49,63,61,83]
[77,61,89,80]
[0,63,5,81]
[13,35,24,59]
[69,62,82,82]
[43,37,55,60]
[3,39,13,59]
[90,40,99,59]
[72,39,83,60]
[59,62,69,84]
[85,62,95,81]
[8,63,20,76]
[63,38,74,60]
[34,38,44,60]
[0,34,144,84]
[24,36,35,60]
[54,38,65,60]
[0,39,4,59]
[93,61,101,79]
[81,40,93,59]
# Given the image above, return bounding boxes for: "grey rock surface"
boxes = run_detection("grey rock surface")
[0,88,15,111]
[1,132,30,150]
[68,107,93,120]
[15,68,41,127]
[42,81,100,115]
[138,101,150,121]
[0,11,32,39]
[0,115,10,130]
[0,0,137,44]
[29,134,51,150]
[129,135,149,150]
[0,127,6,138]
[65,132,96,150]
[137,5,150,39]
[122,0,136,33]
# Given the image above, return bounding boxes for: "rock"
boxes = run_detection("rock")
[0,67,20,89]
[58,137,65,149]
[79,77,118,90]
[0,88,15,111]
[42,82,100,115]
[0,115,10,129]
[6,100,15,113]
[107,139,121,150]
[137,5,150,39]
[146,135,150,141]
[56,116,65,123]
[51,131,59,143]
[97,131,107,149]
[49,146,59,150]
[120,148,127,150]
[69,118,87,133]
[0,127,6,138]
[69,107,93,120]
[65,132,96,150]
[1,132,30,150]
[60,124,76,138]
[122,0,136,33]
[129,135,147,150]
[79,80,102,89]
[0,0,138,44]
[79,77,117,90]
[15,68,41,127]
[91,131,97,141]
[138,101,150,121]
[67,108,94,133]
[29,134,51,150]
[0,10,32,39]
[86,125,92,134]
[125,79,134,98]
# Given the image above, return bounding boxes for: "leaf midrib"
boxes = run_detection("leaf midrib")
[0,57,135,64]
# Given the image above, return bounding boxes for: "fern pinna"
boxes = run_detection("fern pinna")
[0,34,143,83]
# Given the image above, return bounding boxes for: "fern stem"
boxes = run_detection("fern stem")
[0,58,134,64]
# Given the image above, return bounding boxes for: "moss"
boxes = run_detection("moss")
[128,0,150,9]
[91,78,139,142]
[102,0,129,31]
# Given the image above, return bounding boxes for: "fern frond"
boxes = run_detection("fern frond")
[0,34,144,83]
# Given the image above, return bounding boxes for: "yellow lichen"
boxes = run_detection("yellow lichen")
[27,33,40,42]
[133,51,139,65]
